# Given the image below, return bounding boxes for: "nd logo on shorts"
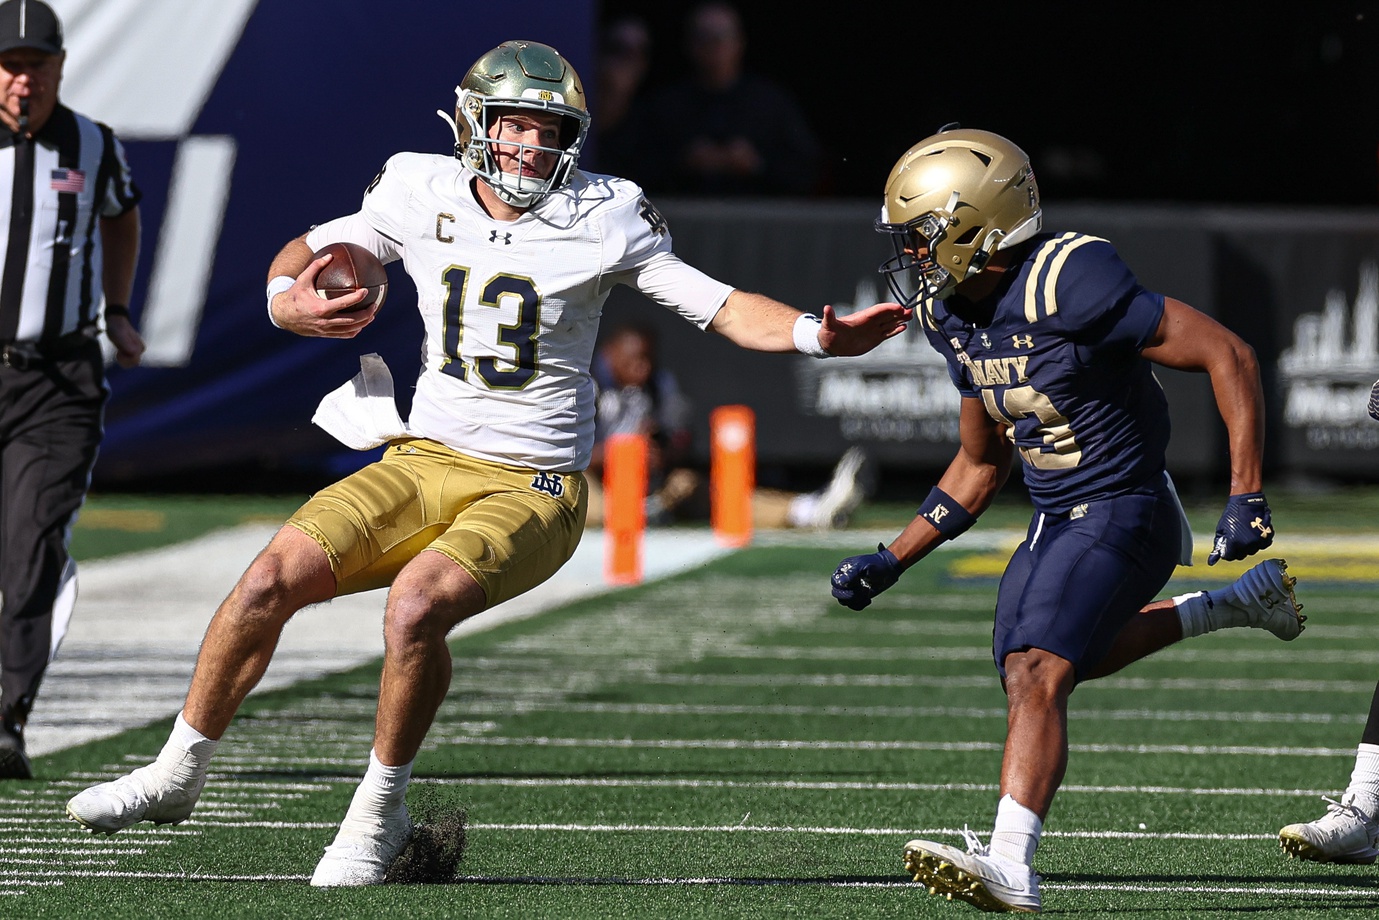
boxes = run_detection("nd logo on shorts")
[530,471,565,497]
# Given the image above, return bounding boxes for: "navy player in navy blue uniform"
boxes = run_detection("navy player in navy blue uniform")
[829,128,1304,913]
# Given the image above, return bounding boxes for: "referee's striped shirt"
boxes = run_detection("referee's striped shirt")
[0,102,140,344]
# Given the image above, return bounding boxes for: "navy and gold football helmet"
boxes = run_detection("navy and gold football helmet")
[439,40,590,207]
[877,127,1042,302]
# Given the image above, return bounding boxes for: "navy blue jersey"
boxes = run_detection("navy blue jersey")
[920,232,1168,513]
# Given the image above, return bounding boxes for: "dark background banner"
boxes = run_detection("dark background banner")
[599,202,1379,491]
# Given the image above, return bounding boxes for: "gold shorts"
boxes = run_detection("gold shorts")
[287,438,587,606]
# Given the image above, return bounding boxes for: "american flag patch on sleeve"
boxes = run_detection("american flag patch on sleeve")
[50,168,86,193]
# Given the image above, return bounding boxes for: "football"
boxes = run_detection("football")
[313,241,388,314]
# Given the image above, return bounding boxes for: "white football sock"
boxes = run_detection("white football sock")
[157,711,217,779]
[1347,744,1379,810]
[1173,588,1254,638]
[348,749,413,817]
[988,794,1042,866]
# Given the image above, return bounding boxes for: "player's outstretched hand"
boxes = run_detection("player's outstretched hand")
[270,252,378,339]
[1207,491,1274,565]
[817,302,911,357]
[831,543,902,610]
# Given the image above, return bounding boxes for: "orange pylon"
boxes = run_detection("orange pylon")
[603,433,648,585]
[711,405,754,548]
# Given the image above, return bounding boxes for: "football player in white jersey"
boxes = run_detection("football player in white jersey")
[66,40,910,885]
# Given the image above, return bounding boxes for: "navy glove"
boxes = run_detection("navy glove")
[1207,492,1274,565]
[831,543,902,610]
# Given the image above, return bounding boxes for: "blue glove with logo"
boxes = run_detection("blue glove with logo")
[1207,491,1274,565]
[831,543,902,610]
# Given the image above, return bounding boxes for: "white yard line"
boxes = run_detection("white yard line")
[30,525,732,757]
[32,525,1372,758]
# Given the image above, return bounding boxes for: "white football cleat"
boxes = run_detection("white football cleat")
[1279,793,1379,864]
[903,828,1041,913]
[310,802,413,887]
[1216,558,1305,640]
[66,761,205,834]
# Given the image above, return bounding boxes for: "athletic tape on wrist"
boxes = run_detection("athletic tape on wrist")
[266,275,295,329]
[792,313,830,358]
[916,486,976,540]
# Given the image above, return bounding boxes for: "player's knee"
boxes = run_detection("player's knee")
[1002,648,1074,707]
[382,584,467,651]
[234,548,328,617]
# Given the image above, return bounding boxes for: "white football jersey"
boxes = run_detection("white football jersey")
[305,155,732,471]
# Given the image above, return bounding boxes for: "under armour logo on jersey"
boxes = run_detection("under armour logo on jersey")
[1251,516,1273,538]
[490,230,512,245]
[1012,335,1034,349]
[530,472,565,497]
[639,198,668,235]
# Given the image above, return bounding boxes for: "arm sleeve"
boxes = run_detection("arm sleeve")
[621,251,733,330]
[304,212,401,264]
[599,187,731,329]
[304,156,409,263]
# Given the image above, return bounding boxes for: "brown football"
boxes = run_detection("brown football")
[313,241,388,314]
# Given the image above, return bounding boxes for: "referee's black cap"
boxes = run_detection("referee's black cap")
[0,0,63,55]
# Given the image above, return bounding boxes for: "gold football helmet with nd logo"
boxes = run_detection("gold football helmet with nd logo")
[877,127,1042,302]
[439,40,590,207]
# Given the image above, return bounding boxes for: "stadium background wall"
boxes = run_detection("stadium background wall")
[598,201,1379,492]
[54,0,1379,493]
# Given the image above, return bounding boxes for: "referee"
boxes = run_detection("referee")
[0,0,144,779]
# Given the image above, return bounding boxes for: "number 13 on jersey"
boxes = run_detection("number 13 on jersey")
[440,264,542,390]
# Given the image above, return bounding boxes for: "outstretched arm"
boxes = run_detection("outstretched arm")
[708,290,911,355]
[1141,297,1271,563]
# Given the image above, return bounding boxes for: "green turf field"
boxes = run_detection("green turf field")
[8,493,1379,917]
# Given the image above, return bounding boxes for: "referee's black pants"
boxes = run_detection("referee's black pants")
[0,340,106,721]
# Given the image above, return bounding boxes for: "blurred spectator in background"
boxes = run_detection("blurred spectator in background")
[592,15,652,179]
[586,323,869,529]
[613,2,823,197]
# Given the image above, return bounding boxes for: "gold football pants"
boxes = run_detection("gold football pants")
[288,438,586,607]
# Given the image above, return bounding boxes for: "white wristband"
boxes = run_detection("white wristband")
[792,312,830,358]
[266,275,295,329]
